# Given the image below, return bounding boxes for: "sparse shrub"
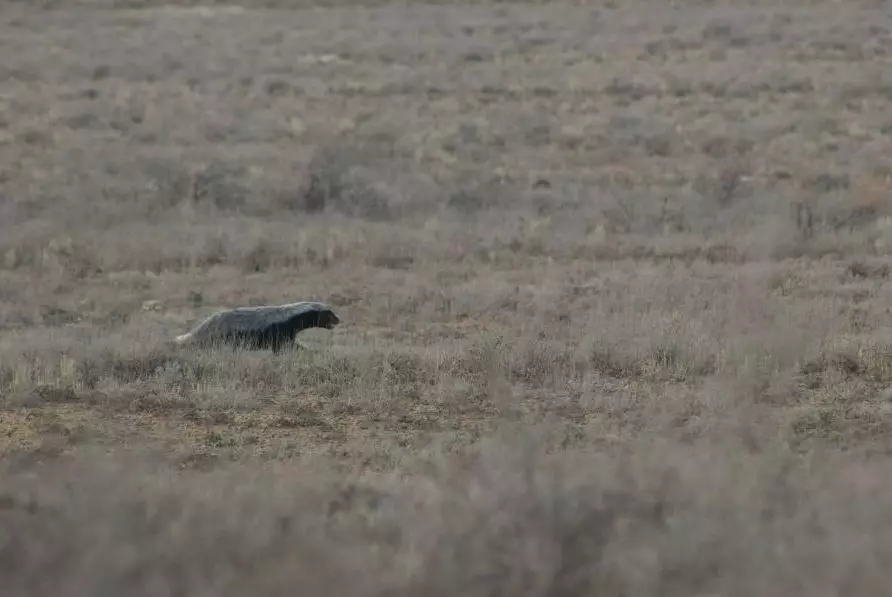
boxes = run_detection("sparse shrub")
[701,19,734,41]
[695,162,750,208]
[191,160,248,211]
[234,354,288,390]
[792,200,815,239]
[290,353,362,395]
[38,236,102,279]
[510,341,575,386]
[601,193,637,233]
[241,240,274,273]
[828,202,876,233]
[807,173,850,193]
[142,158,194,211]
[587,346,639,379]
[447,189,485,213]
[367,242,415,270]
[381,351,434,386]
[603,77,655,102]
[642,133,674,157]
[455,337,509,382]
[66,346,185,387]
[144,158,248,213]
[700,136,754,159]
[196,234,228,268]
[294,147,394,220]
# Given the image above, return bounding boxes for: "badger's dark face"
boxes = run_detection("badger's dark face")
[318,310,341,330]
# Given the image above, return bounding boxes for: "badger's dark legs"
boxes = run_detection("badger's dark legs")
[215,323,312,352]
[264,323,299,353]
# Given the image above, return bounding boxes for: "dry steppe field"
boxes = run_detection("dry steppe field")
[3,0,892,594]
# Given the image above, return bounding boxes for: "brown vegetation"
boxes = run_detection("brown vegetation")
[3,1,892,595]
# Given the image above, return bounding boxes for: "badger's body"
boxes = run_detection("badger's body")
[174,301,340,352]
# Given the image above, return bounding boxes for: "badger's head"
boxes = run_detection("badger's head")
[317,309,341,330]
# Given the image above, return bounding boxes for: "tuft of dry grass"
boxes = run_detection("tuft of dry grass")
[3,0,892,595]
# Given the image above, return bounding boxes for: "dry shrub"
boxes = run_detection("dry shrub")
[294,147,395,220]
[2,433,892,597]
[142,158,248,214]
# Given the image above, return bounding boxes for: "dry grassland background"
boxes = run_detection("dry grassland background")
[3,0,892,594]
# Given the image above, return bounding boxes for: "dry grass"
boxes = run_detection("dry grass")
[3,0,892,594]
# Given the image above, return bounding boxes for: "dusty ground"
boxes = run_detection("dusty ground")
[3,1,892,595]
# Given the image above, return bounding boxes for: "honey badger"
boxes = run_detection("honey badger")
[174,301,340,352]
